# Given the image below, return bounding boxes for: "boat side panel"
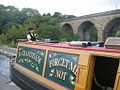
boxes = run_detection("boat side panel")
[14,64,70,90]
[15,43,86,90]
[16,46,46,75]
[44,51,79,89]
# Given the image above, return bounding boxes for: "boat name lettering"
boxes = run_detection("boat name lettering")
[19,50,41,64]
[18,58,40,72]
[49,58,78,76]
[55,69,67,81]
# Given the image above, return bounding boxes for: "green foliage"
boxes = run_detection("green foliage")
[53,12,62,18]
[59,24,75,41]
[6,24,26,40]
[38,17,60,40]
[0,34,8,45]
[0,4,79,47]
[59,28,74,41]
[90,25,98,41]
[115,28,120,37]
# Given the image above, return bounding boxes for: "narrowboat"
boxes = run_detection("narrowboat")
[10,37,120,90]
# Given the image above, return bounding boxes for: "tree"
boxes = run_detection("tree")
[115,28,120,37]
[90,25,98,41]
[0,5,9,34]
[47,13,51,16]
[6,6,22,24]
[0,4,77,47]
[39,24,60,39]
[0,34,8,45]
[59,28,74,41]
[6,24,26,41]
[53,12,62,19]
[21,8,40,17]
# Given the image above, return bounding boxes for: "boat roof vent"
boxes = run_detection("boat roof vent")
[69,41,104,47]
[104,37,120,49]
[69,41,91,47]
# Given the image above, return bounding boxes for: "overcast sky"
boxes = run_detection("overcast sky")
[0,0,120,16]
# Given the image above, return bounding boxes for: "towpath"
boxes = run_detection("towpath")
[0,46,21,90]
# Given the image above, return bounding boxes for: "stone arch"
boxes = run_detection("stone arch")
[103,17,120,41]
[77,21,98,41]
[61,23,73,32]
[60,23,74,41]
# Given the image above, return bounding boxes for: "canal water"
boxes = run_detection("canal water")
[0,54,10,78]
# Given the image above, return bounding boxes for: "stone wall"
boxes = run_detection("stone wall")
[59,9,120,41]
[0,46,16,58]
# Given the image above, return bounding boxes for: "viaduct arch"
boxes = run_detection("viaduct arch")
[59,9,120,41]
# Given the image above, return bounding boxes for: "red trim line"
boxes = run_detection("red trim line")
[18,46,46,51]
[18,42,120,53]
[48,50,80,56]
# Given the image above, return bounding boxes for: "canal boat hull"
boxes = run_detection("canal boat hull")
[10,65,49,90]
[10,41,120,90]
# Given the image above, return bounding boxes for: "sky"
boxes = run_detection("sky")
[0,0,120,16]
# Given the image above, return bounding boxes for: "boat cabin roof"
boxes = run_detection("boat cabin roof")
[19,41,120,54]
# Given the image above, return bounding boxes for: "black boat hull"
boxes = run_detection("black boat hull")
[10,66,49,90]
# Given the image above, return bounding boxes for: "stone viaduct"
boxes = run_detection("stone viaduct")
[59,9,120,41]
